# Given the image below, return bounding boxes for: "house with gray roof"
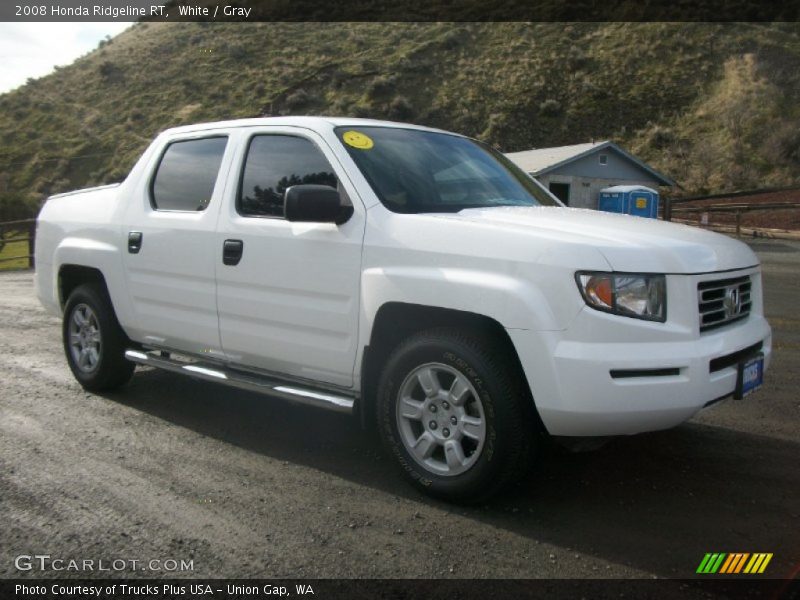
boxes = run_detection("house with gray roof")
[505,141,675,210]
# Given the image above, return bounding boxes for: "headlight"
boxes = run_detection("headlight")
[575,271,666,322]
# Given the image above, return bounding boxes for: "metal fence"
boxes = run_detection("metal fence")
[0,218,35,269]
[664,201,800,237]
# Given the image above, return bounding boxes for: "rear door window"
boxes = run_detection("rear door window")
[151,137,228,211]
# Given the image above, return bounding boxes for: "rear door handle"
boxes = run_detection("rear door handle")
[128,231,143,254]
[222,239,244,266]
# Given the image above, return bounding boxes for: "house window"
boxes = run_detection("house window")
[599,154,608,166]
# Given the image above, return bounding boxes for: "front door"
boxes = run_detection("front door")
[214,129,365,388]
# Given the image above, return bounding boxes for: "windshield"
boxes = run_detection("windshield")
[335,126,559,213]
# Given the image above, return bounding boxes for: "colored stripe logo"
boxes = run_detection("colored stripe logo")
[696,553,773,574]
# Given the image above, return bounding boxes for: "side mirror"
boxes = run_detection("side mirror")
[284,185,353,225]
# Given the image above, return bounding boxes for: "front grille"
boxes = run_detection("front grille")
[698,275,752,333]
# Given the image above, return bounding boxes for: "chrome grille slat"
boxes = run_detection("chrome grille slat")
[698,275,752,333]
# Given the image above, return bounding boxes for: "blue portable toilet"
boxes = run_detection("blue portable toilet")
[598,185,659,219]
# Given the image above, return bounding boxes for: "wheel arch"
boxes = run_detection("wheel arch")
[358,302,543,432]
[58,264,107,310]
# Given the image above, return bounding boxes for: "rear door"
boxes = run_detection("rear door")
[214,127,366,388]
[121,132,233,356]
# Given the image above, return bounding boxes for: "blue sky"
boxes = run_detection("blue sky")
[0,23,131,94]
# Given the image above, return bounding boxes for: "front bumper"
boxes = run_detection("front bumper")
[508,307,772,437]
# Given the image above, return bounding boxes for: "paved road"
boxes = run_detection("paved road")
[1,240,798,580]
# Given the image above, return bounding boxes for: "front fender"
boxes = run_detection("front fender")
[360,265,570,334]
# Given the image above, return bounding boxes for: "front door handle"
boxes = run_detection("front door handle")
[128,231,143,254]
[222,239,244,266]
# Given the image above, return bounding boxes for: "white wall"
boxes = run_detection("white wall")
[537,174,659,209]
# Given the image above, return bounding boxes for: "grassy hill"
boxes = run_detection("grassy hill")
[2,22,800,220]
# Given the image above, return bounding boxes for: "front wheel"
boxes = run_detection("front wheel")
[62,283,135,391]
[377,328,535,503]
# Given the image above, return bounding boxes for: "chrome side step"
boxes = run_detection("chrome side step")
[124,349,354,414]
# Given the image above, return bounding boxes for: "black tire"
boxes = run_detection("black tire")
[376,327,536,503]
[62,283,135,391]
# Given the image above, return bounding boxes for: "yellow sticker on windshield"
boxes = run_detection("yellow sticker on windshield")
[343,130,374,150]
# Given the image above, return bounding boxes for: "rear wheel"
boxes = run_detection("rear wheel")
[62,284,135,391]
[377,327,535,503]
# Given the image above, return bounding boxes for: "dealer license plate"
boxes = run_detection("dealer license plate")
[735,354,764,399]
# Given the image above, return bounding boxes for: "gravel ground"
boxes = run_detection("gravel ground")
[1,240,798,580]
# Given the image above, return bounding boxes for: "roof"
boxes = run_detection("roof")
[600,185,658,194]
[162,116,453,137]
[505,140,675,186]
[505,141,601,173]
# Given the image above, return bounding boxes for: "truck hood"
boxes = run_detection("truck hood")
[438,206,759,274]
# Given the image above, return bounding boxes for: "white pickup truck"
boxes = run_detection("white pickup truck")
[35,117,771,501]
